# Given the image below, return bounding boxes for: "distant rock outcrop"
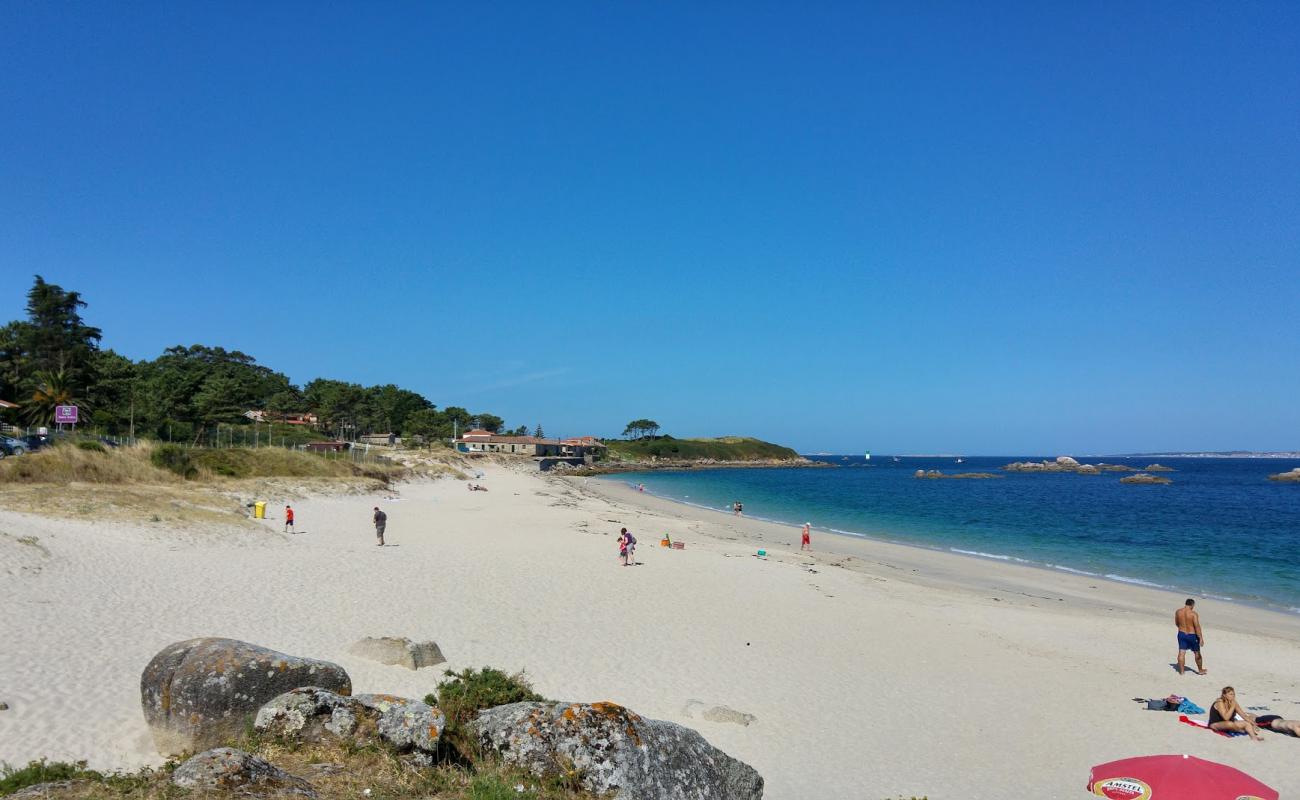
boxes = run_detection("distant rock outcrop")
[473,701,764,799]
[171,748,317,797]
[1120,473,1173,485]
[1268,467,1300,482]
[913,470,1002,480]
[1004,457,1138,474]
[348,636,446,670]
[254,687,444,756]
[1144,464,1175,472]
[140,638,351,755]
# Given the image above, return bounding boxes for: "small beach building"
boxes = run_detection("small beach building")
[457,433,607,459]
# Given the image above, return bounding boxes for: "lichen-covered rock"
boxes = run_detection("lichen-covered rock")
[348,636,446,670]
[140,638,351,755]
[10,781,91,798]
[473,701,764,799]
[171,747,317,797]
[254,687,444,754]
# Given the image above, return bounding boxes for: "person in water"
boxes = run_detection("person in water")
[1175,598,1206,675]
[1208,686,1264,740]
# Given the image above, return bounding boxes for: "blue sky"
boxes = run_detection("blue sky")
[3,3,1297,454]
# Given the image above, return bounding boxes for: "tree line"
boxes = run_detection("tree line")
[0,276,530,445]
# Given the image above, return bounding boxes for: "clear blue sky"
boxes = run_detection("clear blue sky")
[3,3,1297,454]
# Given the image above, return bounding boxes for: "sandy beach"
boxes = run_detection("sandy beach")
[3,462,1299,798]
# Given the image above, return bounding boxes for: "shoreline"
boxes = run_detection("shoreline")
[589,467,1300,622]
[578,475,1300,641]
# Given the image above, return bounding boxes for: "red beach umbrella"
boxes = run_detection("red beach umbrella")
[1087,754,1277,800]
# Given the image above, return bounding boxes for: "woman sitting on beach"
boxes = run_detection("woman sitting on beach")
[1209,686,1264,740]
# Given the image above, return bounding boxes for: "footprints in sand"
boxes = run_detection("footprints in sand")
[1,531,51,577]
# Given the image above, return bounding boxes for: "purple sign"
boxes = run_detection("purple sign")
[55,405,78,424]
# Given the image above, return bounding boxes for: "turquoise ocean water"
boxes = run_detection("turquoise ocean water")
[604,456,1300,614]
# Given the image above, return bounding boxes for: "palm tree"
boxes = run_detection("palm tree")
[25,368,78,426]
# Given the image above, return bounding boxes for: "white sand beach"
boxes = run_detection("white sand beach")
[3,462,1299,798]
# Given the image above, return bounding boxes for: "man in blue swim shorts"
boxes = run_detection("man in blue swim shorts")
[1174,598,1206,675]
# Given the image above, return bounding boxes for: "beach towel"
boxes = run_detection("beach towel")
[1179,714,1244,737]
[1177,698,1205,715]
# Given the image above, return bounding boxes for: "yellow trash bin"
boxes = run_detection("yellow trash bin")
[254,501,266,519]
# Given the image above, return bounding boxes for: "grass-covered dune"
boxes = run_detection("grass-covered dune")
[604,435,802,463]
[0,441,407,485]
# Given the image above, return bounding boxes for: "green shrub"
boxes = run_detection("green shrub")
[0,759,103,794]
[149,444,195,478]
[75,440,105,453]
[427,667,546,727]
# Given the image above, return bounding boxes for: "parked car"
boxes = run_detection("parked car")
[0,435,28,457]
[23,434,50,451]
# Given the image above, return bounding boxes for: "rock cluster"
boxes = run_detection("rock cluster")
[131,639,765,799]
[1003,457,1140,474]
[348,636,445,670]
[1268,467,1300,482]
[473,701,764,799]
[1120,473,1173,485]
[254,687,444,756]
[913,470,1002,480]
[140,637,351,755]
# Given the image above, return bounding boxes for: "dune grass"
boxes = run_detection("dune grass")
[0,442,408,485]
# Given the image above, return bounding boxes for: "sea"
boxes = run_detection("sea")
[604,456,1300,615]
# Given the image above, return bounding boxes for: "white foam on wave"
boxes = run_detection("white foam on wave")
[1047,564,1100,577]
[950,548,1014,561]
[1103,573,1170,589]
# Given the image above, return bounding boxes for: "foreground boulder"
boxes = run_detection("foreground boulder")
[141,638,351,754]
[473,701,764,799]
[255,687,444,755]
[172,747,317,797]
[348,636,446,670]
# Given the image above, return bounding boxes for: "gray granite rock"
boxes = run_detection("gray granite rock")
[171,747,317,797]
[473,701,763,799]
[140,637,351,755]
[255,687,444,754]
[348,636,446,670]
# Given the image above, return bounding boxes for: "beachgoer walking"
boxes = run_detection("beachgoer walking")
[373,506,387,546]
[1175,598,1205,675]
[1209,686,1264,740]
[284,505,295,533]
[801,522,811,551]
[618,527,629,566]
[734,501,743,516]
[626,529,637,564]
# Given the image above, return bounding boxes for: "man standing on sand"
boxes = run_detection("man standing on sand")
[1176,598,1206,675]
[800,522,812,551]
[373,506,387,546]
[284,505,295,533]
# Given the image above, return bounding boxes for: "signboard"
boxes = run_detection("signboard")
[54,405,79,424]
